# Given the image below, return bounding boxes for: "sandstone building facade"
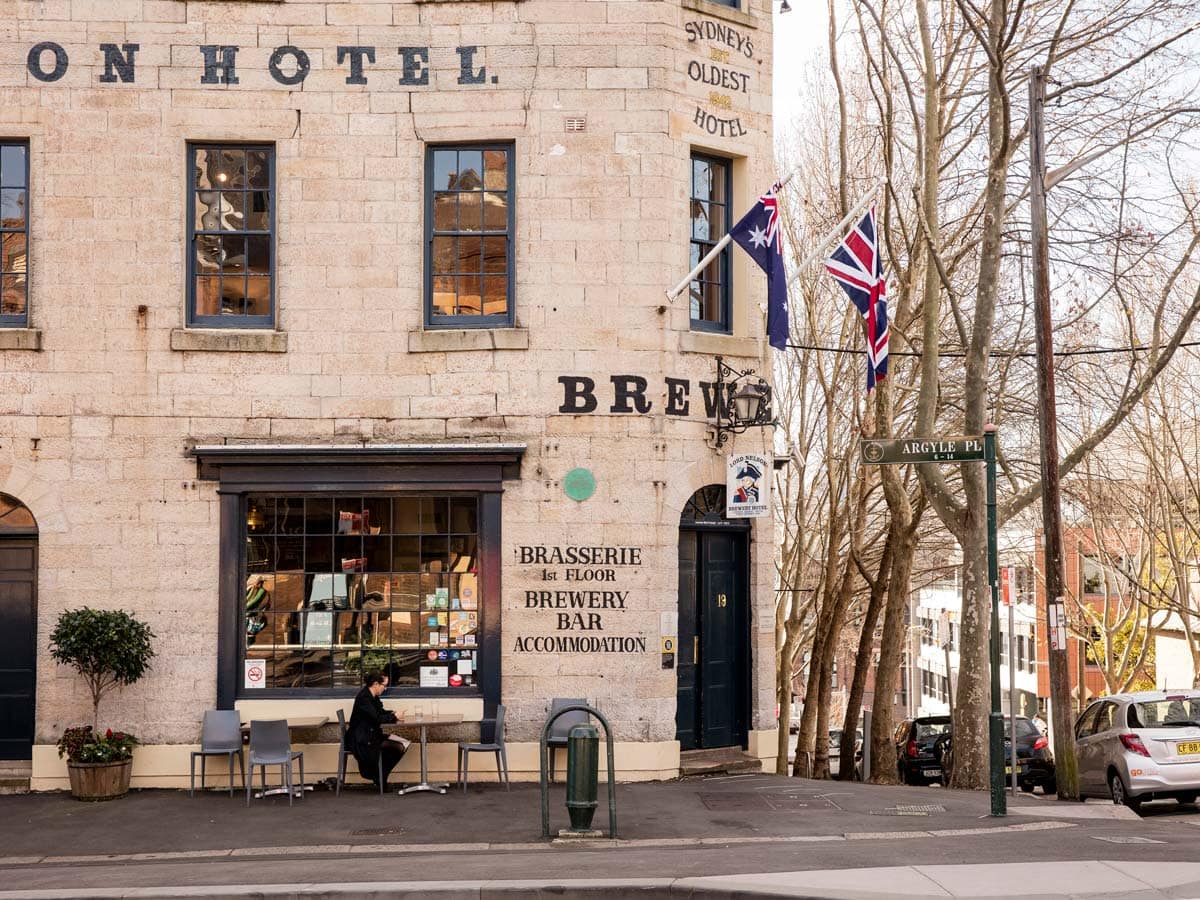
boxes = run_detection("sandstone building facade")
[0,0,778,789]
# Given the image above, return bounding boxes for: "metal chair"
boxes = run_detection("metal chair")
[335,708,383,796]
[189,710,245,798]
[245,720,304,807]
[547,698,588,782]
[457,704,510,793]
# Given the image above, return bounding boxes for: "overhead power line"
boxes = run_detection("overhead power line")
[784,339,1200,359]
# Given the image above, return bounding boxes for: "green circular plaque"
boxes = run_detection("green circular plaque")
[563,468,597,502]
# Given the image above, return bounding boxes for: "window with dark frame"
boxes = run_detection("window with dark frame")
[425,144,514,327]
[188,144,275,328]
[243,494,480,694]
[689,152,731,332]
[1081,555,1104,595]
[0,142,29,326]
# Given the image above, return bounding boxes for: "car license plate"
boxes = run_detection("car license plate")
[924,768,941,776]
[1176,741,1200,756]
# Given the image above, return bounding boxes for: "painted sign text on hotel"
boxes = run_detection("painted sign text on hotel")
[22,42,496,87]
[512,545,647,653]
[684,18,754,138]
[557,376,730,418]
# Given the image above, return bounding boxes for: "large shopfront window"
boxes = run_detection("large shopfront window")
[194,443,520,709]
[244,494,480,692]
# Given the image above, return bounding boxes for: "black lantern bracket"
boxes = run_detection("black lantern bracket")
[709,356,777,449]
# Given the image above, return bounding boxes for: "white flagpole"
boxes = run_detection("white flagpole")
[788,179,885,289]
[665,167,801,302]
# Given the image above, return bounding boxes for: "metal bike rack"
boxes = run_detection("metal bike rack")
[538,704,617,839]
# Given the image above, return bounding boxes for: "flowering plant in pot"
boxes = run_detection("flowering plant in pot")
[49,608,155,801]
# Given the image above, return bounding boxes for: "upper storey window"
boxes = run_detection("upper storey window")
[689,152,731,333]
[425,144,515,328]
[188,144,276,328]
[0,142,29,327]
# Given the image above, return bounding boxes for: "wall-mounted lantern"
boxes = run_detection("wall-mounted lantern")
[710,356,776,448]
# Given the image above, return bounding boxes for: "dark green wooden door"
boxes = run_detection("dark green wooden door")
[677,527,749,750]
[0,538,36,759]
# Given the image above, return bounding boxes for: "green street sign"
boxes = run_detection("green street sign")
[860,436,987,465]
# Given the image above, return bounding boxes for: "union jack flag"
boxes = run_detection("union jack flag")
[825,206,888,391]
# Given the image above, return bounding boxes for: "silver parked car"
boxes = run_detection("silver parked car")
[1075,690,1200,811]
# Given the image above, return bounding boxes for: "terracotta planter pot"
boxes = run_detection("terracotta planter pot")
[66,759,132,801]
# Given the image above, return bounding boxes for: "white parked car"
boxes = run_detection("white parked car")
[1074,690,1200,812]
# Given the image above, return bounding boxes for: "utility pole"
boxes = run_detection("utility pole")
[1028,63,1079,801]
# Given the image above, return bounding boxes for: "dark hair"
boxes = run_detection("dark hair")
[363,670,387,687]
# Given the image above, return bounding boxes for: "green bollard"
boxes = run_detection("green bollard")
[565,723,599,832]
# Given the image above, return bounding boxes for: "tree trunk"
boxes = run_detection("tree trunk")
[793,622,826,778]
[776,616,804,774]
[949,489,991,790]
[813,565,857,778]
[869,528,916,784]
[839,533,893,779]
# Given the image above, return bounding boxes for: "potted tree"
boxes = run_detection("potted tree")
[49,608,155,801]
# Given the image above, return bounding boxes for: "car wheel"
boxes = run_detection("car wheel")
[1109,771,1141,813]
[1177,792,1197,805]
[1020,783,1035,793]
[1042,780,1057,796]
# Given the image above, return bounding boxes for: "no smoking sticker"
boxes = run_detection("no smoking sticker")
[244,659,265,689]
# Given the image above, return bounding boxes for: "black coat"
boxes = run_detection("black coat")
[346,686,398,780]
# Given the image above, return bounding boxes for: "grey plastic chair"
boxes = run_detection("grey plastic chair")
[245,720,304,807]
[457,704,509,793]
[336,707,383,796]
[189,710,245,797]
[547,698,588,782]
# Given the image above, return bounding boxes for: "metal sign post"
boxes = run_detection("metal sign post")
[984,426,1006,816]
[1004,566,1017,796]
[861,429,1005,817]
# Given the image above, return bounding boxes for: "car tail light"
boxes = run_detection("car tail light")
[1033,736,1048,751]
[1119,733,1151,758]
[906,740,919,757]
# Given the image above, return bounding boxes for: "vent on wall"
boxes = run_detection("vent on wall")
[565,116,587,132]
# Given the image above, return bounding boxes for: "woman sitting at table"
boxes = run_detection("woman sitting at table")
[347,671,411,789]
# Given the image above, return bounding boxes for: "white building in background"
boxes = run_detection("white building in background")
[912,567,1041,719]
[1155,612,1199,690]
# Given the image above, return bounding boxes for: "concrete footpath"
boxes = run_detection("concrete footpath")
[2,774,1200,898]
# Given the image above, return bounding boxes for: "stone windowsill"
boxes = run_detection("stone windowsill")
[170,328,288,353]
[679,330,761,358]
[0,328,42,351]
[408,328,529,353]
[681,0,759,29]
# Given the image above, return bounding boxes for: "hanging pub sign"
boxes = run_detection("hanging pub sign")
[726,453,770,518]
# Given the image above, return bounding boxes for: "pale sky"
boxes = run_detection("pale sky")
[772,3,830,143]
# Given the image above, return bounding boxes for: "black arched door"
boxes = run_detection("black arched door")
[0,495,37,760]
[676,486,750,751]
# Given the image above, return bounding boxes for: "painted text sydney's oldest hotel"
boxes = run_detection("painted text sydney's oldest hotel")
[0,0,778,788]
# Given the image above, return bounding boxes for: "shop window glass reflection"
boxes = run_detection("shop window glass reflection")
[244,494,480,693]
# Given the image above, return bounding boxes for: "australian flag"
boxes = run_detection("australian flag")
[729,182,789,351]
[825,206,889,391]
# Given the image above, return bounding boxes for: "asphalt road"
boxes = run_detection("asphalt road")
[2,775,1197,894]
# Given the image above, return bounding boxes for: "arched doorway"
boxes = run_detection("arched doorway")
[0,494,37,760]
[676,485,750,751]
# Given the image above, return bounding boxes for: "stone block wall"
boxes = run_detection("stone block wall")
[1,0,777,777]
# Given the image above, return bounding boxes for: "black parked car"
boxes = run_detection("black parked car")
[894,715,952,785]
[938,716,1056,794]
